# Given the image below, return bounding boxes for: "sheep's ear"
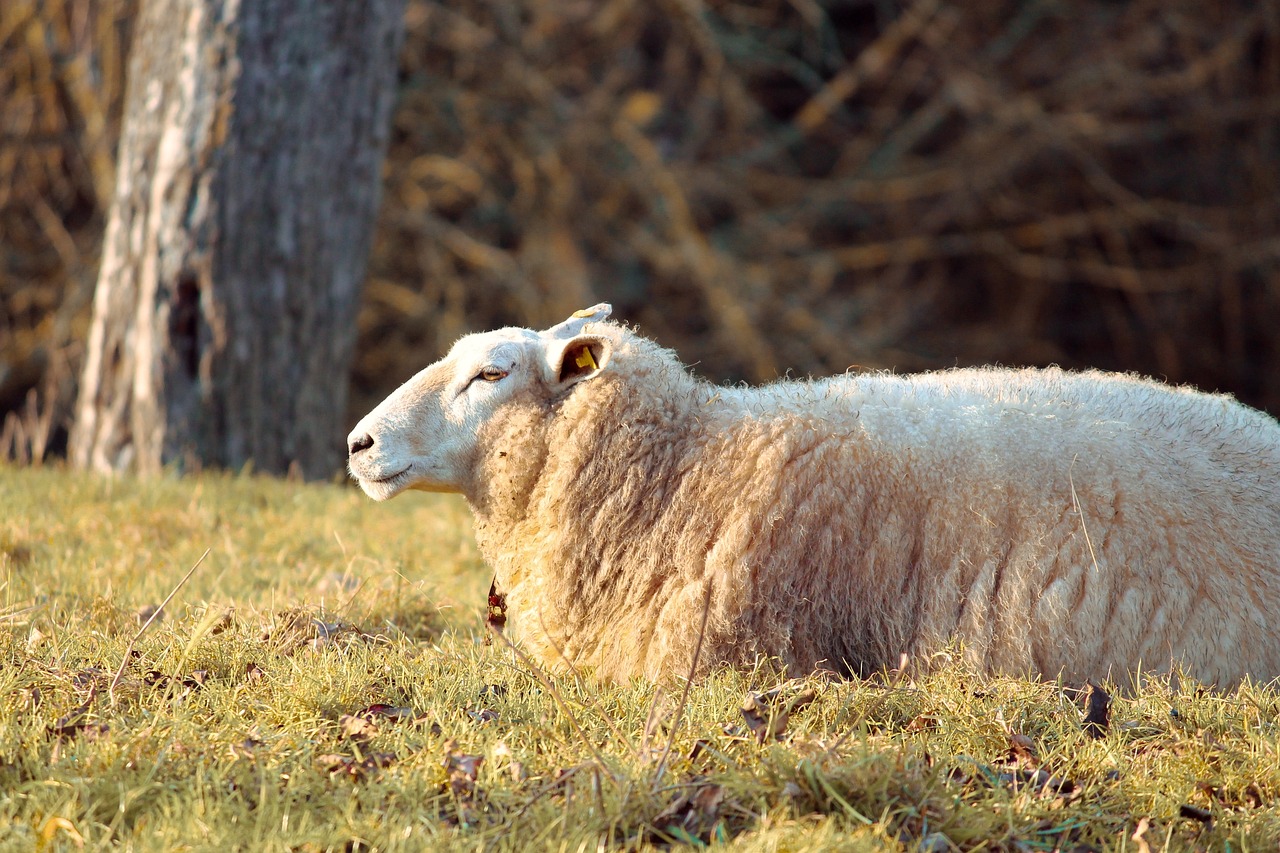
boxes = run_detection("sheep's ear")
[548,335,611,389]
[543,303,612,340]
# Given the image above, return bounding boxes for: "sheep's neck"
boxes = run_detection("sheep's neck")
[468,374,710,670]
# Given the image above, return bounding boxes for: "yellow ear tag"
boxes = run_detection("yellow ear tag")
[574,346,598,371]
[571,308,597,319]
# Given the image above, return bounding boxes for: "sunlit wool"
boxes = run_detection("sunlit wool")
[348,306,1280,686]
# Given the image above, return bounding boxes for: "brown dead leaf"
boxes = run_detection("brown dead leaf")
[443,743,486,825]
[741,683,817,743]
[49,687,97,738]
[691,781,726,817]
[265,609,369,656]
[1242,783,1265,809]
[310,622,349,651]
[229,737,264,759]
[317,751,396,781]
[905,714,940,733]
[741,698,783,743]
[181,670,208,690]
[948,760,1080,806]
[339,703,436,740]
[1007,732,1037,766]
[209,607,236,634]
[141,669,207,695]
[245,662,265,683]
[340,714,379,740]
[995,768,1080,800]
[446,751,485,788]
[360,703,416,720]
[687,738,713,765]
[71,667,105,690]
[344,703,436,736]
[1082,682,1111,739]
[467,708,499,724]
[1179,803,1213,829]
[652,778,726,844]
[80,722,111,741]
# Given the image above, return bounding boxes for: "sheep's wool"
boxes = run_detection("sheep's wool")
[355,310,1280,686]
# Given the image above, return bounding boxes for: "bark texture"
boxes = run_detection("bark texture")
[72,0,405,478]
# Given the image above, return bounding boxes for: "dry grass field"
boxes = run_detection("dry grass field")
[2,465,1279,850]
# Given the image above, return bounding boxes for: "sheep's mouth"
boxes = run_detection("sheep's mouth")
[352,465,414,501]
[369,468,411,486]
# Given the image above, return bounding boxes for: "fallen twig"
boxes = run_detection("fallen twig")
[109,547,211,707]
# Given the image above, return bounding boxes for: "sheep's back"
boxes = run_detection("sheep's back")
[689,366,1280,684]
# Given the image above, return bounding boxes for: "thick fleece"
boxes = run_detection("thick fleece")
[350,309,1280,685]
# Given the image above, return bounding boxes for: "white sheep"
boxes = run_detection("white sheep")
[348,304,1280,686]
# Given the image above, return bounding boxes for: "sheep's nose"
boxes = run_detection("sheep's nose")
[348,433,374,456]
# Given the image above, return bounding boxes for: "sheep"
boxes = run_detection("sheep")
[347,304,1280,687]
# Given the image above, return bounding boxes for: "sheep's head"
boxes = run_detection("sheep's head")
[347,304,614,500]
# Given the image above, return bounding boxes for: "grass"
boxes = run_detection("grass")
[2,465,1279,851]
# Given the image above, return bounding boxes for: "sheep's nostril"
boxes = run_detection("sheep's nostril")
[348,433,374,456]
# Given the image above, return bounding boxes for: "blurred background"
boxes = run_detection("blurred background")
[4,0,1279,465]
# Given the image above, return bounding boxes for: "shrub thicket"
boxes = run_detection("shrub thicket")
[4,0,1278,457]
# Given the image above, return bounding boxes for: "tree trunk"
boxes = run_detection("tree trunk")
[71,0,405,479]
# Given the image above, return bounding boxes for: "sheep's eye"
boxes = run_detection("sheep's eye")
[479,367,508,382]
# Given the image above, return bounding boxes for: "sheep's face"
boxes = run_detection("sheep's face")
[347,305,613,501]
